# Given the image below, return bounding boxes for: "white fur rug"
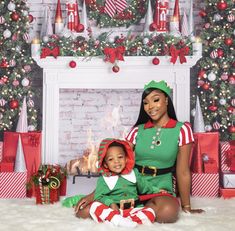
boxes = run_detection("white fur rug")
[0,197,235,231]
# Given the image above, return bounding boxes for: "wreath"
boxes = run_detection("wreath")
[86,0,148,28]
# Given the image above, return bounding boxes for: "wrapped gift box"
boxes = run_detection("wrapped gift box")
[0,141,3,162]
[191,132,219,173]
[0,161,14,172]
[35,186,59,204]
[3,131,41,180]
[220,188,235,199]
[220,141,235,172]
[191,173,219,197]
[0,172,27,198]
[222,172,235,188]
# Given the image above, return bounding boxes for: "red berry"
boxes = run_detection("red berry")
[69,61,77,68]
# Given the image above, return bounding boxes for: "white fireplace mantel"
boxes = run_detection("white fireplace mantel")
[34,56,200,164]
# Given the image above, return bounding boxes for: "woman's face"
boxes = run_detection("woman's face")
[143,89,169,125]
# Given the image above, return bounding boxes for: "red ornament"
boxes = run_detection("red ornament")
[199,10,207,17]
[9,99,19,109]
[227,106,235,114]
[112,65,120,73]
[152,57,160,65]
[228,75,235,84]
[198,70,206,78]
[208,105,218,112]
[11,12,19,21]
[0,58,9,68]
[217,1,227,10]
[228,126,235,133]
[217,48,224,57]
[77,24,84,32]
[1,75,8,83]
[69,60,77,68]
[202,83,210,90]
[224,38,233,46]
[28,14,34,23]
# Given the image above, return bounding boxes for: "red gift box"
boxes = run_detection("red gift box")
[191,173,219,197]
[0,141,3,162]
[3,131,41,180]
[220,141,235,172]
[35,186,59,204]
[220,188,235,199]
[60,176,67,196]
[0,156,15,172]
[203,160,218,173]
[0,172,27,198]
[191,132,219,173]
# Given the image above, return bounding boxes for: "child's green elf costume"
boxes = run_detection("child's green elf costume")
[89,138,157,227]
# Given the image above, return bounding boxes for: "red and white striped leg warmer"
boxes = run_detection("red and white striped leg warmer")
[122,207,156,225]
[89,201,137,228]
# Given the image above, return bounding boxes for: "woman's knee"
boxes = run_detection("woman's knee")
[156,203,179,223]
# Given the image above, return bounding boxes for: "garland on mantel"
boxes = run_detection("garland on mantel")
[41,32,193,60]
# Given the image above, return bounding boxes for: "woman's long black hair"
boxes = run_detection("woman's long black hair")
[134,88,177,127]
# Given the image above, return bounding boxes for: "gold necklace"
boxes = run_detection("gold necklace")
[150,127,162,149]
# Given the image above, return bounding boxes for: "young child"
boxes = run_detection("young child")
[89,138,159,228]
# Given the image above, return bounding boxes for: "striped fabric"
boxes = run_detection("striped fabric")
[126,122,194,146]
[90,201,155,226]
[104,0,127,18]
[191,173,219,197]
[220,141,231,172]
[0,172,27,198]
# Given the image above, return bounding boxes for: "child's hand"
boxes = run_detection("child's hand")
[110,203,120,211]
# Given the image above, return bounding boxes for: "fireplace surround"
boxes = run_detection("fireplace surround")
[34,56,200,164]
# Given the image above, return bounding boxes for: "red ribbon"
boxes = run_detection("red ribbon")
[103,46,126,63]
[40,46,60,59]
[169,45,189,64]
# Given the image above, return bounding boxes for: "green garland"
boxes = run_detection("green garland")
[86,0,148,28]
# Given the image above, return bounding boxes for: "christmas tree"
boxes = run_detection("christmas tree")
[0,0,39,138]
[194,0,235,140]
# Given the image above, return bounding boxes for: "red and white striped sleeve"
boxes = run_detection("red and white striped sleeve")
[125,126,139,145]
[178,122,194,146]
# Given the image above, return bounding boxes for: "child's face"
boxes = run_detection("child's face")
[104,146,127,174]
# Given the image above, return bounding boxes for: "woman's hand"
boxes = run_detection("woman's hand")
[182,206,205,214]
[74,192,94,213]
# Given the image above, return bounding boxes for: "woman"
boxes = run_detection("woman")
[75,80,203,222]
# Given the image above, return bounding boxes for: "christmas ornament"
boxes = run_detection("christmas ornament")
[42,36,49,43]
[28,14,34,23]
[227,106,234,114]
[27,99,35,107]
[213,13,221,21]
[205,124,212,132]
[204,23,210,29]
[11,12,20,21]
[210,50,218,59]
[231,99,235,107]
[3,29,12,38]
[221,72,228,80]
[198,70,206,78]
[143,38,149,45]
[217,48,224,57]
[199,10,206,17]
[213,121,220,130]
[208,105,218,111]
[69,60,77,68]
[112,65,120,73]
[228,126,235,133]
[228,76,235,84]
[9,59,16,67]
[104,0,127,18]
[197,80,205,86]
[152,57,160,65]
[0,113,3,120]
[23,65,32,73]
[208,72,216,81]
[202,83,210,90]
[7,2,16,11]
[219,98,226,105]
[224,38,233,46]
[12,79,19,86]
[217,1,227,10]
[0,98,6,106]
[21,78,30,87]
[1,75,8,83]
[77,24,85,32]
[0,16,5,24]
[9,99,19,109]
[15,46,21,52]
[227,14,235,23]
[23,32,30,42]
[0,58,9,68]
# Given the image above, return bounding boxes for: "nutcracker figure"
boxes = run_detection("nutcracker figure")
[153,0,169,32]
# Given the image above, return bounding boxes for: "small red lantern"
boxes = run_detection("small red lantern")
[69,60,77,68]
[152,57,160,65]
[112,65,120,73]
[9,99,19,109]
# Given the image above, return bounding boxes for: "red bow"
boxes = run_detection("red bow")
[169,45,189,64]
[40,47,60,59]
[103,46,126,63]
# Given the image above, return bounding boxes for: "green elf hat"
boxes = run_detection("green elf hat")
[144,80,171,96]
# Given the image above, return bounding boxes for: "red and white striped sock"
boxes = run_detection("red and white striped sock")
[89,201,137,228]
